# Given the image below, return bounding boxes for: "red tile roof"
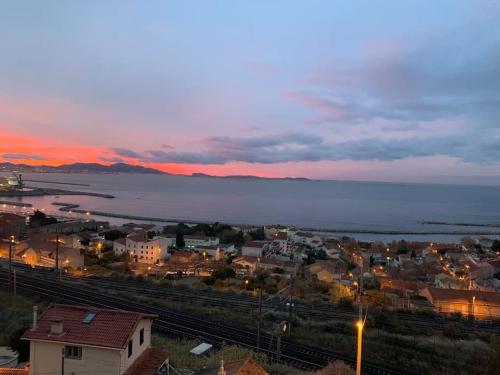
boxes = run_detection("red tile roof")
[233,255,259,264]
[22,304,157,349]
[128,233,147,242]
[114,237,127,245]
[0,369,29,375]
[124,348,169,375]
[423,288,500,305]
[243,241,266,248]
[273,232,287,241]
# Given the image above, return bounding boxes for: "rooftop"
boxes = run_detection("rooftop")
[0,369,29,375]
[423,287,500,305]
[123,347,169,375]
[22,304,157,349]
[242,241,266,248]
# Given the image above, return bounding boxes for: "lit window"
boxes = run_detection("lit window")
[65,346,82,360]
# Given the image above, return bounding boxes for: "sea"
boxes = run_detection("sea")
[1,172,500,243]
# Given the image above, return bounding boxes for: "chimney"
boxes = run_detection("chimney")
[50,318,64,336]
[32,306,38,331]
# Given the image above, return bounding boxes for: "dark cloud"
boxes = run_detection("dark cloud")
[290,30,500,129]
[99,156,125,163]
[109,132,500,165]
[2,153,45,160]
[141,150,227,165]
[111,147,142,158]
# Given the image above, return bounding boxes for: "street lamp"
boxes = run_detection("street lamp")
[245,279,249,290]
[356,320,364,375]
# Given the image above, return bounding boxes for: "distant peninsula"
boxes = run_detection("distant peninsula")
[190,172,311,181]
[0,162,310,180]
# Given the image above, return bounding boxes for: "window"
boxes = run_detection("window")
[82,312,96,324]
[65,346,82,360]
[128,340,133,357]
[140,328,144,345]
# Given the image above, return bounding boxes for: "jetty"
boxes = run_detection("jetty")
[0,187,114,199]
[0,200,33,208]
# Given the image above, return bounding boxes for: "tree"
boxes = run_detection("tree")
[175,223,186,248]
[397,245,409,254]
[104,229,126,241]
[249,227,265,241]
[176,230,185,248]
[8,327,30,361]
[29,210,57,227]
[492,240,500,252]
[410,249,417,258]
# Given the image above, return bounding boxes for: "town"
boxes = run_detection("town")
[1,209,499,374]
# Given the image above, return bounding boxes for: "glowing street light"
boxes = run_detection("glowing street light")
[356,320,364,375]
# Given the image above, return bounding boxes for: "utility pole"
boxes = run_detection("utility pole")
[55,232,60,276]
[287,276,294,336]
[8,235,14,294]
[61,347,65,375]
[13,269,16,295]
[256,288,262,354]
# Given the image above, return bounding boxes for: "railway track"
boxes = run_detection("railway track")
[0,268,408,375]
[6,262,499,336]
[52,276,500,335]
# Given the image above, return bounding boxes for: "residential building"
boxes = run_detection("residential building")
[241,241,266,257]
[113,237,127,256]
[465,260,495,280]
[169,251,199,264]
[117,233,169,264]
[289,231,322,247]
[271,232,289,252]
[184,235,219,248]
[22,304,169,375]
[306,260,347,283]
[196,245,223,261]
[419,287,500,318]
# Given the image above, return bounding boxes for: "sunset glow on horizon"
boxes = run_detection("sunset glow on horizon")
[1,1,500,182]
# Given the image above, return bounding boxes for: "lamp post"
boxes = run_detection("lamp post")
[356,320,364,375]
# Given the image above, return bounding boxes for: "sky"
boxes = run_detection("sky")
[1,0,500,182]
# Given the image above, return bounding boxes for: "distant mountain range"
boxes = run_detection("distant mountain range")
[0,162,166,174]
[190,172,310,181]
[0,162,310,180]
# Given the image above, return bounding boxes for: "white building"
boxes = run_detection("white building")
[290,231,322,248]
[272,232,290,253]
[241,241,266,257]
[22,304,169,375]
[196,245,224,261]
[184,235,219,249]
[114,233,169,264]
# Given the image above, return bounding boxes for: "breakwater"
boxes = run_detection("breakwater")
[0,200,33,208]
[50,202,500,236]
[0,187,114,199]
[420,220,500,228]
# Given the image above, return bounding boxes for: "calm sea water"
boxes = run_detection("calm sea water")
[2,173,500,243]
